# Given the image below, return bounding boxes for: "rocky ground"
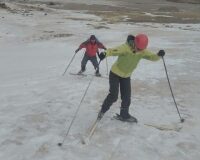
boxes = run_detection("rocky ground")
[1,0,200,23]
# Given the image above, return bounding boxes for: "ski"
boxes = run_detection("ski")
[81,118,101,145]
[87,73,108,79]
[69,72,87,76]
[113,114,181,131]
[144,123,182,132]
[69,72,108,79]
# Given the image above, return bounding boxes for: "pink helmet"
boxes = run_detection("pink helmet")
[134,34,148,50]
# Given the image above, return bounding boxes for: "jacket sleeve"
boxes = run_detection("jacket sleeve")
[79,43,86,49]
[105,44,128,57]
[141,50,160,61]
[78,40,88,49]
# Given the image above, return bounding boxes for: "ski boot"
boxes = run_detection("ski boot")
[97,110,104,120]
[77,70,83,75]
[78,68,85,75]
[95,70,101,77]
[78,66,86,75]
[114,113,137,123]
[116,107,138,123]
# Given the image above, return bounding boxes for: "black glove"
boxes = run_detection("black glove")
[98,52,106,60]
[157,50,165,57]
[75,48,79,53]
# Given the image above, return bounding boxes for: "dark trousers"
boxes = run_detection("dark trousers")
[81,54,99,72]
[101,71,131,113]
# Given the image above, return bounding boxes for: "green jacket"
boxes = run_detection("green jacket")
[106,43,160,78]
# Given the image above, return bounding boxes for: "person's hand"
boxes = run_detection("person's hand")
[75,49,79,53]
[98,52,106,60]
[157,50,165,57]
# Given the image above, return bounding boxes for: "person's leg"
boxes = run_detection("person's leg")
[119,77,137,122]
[90,56,100,75]
[80,54,88,73]
[98,72,119,118]
[120,77,131,117]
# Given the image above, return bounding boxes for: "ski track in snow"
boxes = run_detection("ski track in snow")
[0,3,200,160]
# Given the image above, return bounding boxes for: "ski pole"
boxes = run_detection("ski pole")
[62,52,76,76]
[161,56,184,123]
[106,57,109,75]
[58,75,94,146]
[58,61,101,146]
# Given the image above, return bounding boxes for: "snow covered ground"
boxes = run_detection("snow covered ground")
[0,2,200,160]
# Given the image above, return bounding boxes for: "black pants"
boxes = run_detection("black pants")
[81,54,99,72]
[101,71,131,113]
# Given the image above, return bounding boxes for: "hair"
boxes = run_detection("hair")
[126,35,135,43]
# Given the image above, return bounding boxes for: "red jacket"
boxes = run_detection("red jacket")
[78,38,106,57]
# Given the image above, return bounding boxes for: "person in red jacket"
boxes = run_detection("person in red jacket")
[75,35,106,76]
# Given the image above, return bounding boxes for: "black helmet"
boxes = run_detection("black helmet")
[90,35,96,40]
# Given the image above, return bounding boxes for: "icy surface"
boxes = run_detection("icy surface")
[0,3,200,160]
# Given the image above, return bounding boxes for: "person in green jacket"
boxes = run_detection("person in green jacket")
[97,34,165,122]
